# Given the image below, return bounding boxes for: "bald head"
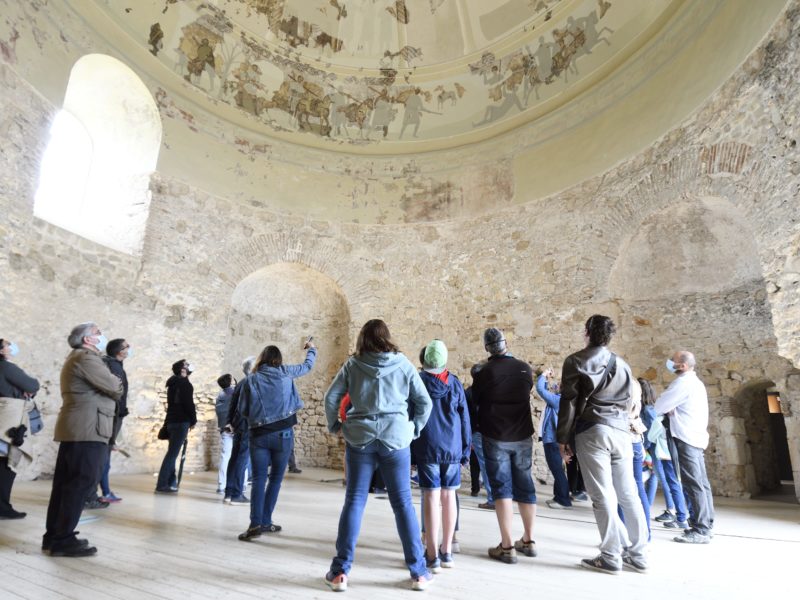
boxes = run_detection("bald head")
[671,350,696,372]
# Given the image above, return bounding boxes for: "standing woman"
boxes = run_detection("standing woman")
[0,338,40,519]
[155,359,197,493]
[236,339,316,540]
[324,319,433,592]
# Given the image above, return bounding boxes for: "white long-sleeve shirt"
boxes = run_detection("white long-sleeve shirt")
[654,371,709,449]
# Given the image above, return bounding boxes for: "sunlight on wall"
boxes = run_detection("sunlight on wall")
[34,54,161,255]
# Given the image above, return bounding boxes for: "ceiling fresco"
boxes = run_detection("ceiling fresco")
[94,0,676,149]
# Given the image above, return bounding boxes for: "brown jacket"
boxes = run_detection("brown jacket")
[54,348,123,443]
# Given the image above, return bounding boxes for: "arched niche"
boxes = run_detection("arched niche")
[34,53,161,255]
[224,262,351,469]
[609,196,762,300]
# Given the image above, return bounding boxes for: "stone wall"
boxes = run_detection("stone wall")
[2,3,800,500]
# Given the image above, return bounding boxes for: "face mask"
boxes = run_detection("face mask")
[91,334,108,352]
[125,347,133,359]
[8,342,19,357]
[186,363,195,373]
[666,359,677,373]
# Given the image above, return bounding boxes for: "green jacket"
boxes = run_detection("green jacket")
[54,348,123,443]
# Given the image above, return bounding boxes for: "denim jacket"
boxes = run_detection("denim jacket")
[325,352,432,450]
[535,374,560,444]
[240,348,316,429]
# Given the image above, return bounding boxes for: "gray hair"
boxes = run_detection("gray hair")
[68,322,97,349]
[242,355,256,375]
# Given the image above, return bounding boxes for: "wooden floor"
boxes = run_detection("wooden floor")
[1,469,797,599]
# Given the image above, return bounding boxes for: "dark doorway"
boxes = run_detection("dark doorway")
[767,393,793,482]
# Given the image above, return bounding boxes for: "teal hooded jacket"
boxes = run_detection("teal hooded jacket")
[325,352,432,450]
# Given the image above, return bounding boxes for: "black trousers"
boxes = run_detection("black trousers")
[44,441,107,549]
[469,447,481,494]
[567,453,586,494]
[0,456,17,515]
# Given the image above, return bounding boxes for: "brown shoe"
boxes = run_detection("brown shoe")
[478,502,495,510]
[514,537,537,557]
[488,543,517,564]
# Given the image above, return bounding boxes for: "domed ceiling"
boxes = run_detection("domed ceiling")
[95,0,676,152]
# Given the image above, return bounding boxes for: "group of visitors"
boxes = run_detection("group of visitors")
[0,313,716,591]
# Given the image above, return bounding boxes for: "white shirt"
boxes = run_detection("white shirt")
[654,370,709,449]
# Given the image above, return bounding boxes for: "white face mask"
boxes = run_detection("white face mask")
[124,347,133,359]
[186,363,195,373]
[8,342,19,357]
[666,359,678,374]
[90,333,108,352]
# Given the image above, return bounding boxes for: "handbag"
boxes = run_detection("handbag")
[157,423,169,440]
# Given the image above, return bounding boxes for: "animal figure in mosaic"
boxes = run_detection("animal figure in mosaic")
[383,46,424,66]
[295,82,332,135]
[548,22,585,83]
[149,23,164,56]
[315,32,344,53]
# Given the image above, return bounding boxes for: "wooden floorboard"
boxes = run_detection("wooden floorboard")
[2,469,797,599]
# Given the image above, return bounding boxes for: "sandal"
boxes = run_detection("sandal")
[260,523,282,533]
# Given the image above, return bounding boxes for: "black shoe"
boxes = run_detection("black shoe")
[154,487,178,494]
[49,540,97,557]
[238,526,262,541]
[470,490,479,497]
[288,467,302,474]
[84,498,110,509]
[42,538,88,553]
[654,509,675,523]
[0,509,27,519]
[571,491,589,502]
[260,523,282,533]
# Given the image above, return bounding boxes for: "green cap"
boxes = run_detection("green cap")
[424,340,448,370]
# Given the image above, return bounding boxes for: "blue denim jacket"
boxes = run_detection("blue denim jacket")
[536,374,560,444]
[240,348,316,429]
[325,352,432,450]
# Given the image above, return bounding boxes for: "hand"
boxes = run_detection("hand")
[304,340,316,350]
[544,368,554,378]
[223,424,233,433]
[559,443,573,464]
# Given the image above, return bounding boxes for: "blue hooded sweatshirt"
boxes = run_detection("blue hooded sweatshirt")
[411,370,471,465]
[325,352,432,450]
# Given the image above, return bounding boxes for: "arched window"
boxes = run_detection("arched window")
[34,54,162,255]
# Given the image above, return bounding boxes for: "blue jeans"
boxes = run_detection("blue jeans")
[618,442,651,538]
[543,442,571,506]
[646,456,689,522]
[330,441,427,579]
[249,427,292,528]
[99,445,112,496]
[471,432,494,503]
[417,462,461,489]
[225,429,251,499]
[156,422,189,490]
[483,437,537,503]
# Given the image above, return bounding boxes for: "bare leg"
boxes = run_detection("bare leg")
[518,502,537,541]
[423,489,440,559]
[494,498,514,547]
[440,489,457,554]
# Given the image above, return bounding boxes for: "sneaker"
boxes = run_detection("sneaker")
[100,493,122,503]
[439,548,454,568]
[229,496,250,506]
[288,467,302,474]
[580,555,621,574]
[451,537,461,554]
[426,554,442,574]
[477,502,495,510]
[155,488,177,494]
[216,487,224,494]
[674,530,710,544]
[513,537,537,557]
[324,571,347,592]
[622,554,648,573]
[488,543,518,564]
[571,491,589,502]
[223,496,232,504]
[663,520,689,529]
[238,526,262,541]
[654,509,675,523]
[546,499,572,510]
[411,571,434,591]
[84,498,110,509]
[260,523,282,533]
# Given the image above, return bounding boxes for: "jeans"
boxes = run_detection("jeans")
[417,462,461,490]
[483,436,537,503]
[575,425,648,567]
[225,429,251,499]
[646,456,688,522]
[156,422,189,490]
[543,442,571,506]
[617,442,651,538]
[44,442,106,549]
[471,432,494,503]
[99,445,113,496]
[218,431,233,490]
[249,427,293,528]
[673,438,715,535]
[330,441,427,579]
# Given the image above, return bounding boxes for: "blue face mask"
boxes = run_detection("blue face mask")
[8,342,19,357]
[666,359,677,373]
[91,333,108,353]
[125,347,133,360]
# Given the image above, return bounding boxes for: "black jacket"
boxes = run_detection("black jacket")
[165,375,196,426]
[556,345,633,444]
[104,357,129,417]
[0,359,39,398]
[473,354,534,442]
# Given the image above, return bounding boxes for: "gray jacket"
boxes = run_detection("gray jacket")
[0,359,40,398]
[556,345,633,443]
[54,348,123,443]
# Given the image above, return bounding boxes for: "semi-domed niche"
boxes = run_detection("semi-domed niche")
[608,197,763,300]
[224,263,350,467]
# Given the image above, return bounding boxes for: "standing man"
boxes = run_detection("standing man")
[155,359,197,493]
[655,350,714,544]
[472,328,537,564]
[535,368,571,509]
[44,323,123,557]
[223,356,256,505]
[557,315,648,574]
